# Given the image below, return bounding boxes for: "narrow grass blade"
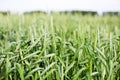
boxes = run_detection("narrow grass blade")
[16,63,24,80]
[73,67,86,80]
[41,62,56,76]
[22,51,40,60]
[65,61,75,74]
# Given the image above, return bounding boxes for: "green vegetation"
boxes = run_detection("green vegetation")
[0,13,120,80]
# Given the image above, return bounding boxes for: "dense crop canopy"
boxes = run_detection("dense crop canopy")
[0,13,120,80]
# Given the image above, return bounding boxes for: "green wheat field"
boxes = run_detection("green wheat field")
[0,13,120,80]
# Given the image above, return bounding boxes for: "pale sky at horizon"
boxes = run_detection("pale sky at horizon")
[0,0,120,14]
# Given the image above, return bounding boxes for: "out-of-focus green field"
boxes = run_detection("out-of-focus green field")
[0,13,120,80]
